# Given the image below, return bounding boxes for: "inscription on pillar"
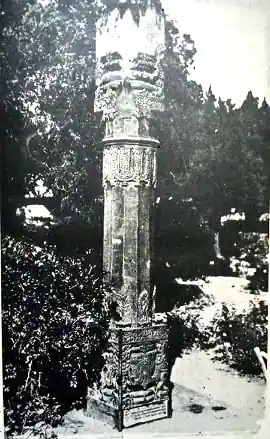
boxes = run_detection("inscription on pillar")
[124,400,168,427]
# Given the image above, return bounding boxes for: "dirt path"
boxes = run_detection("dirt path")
[171,276,266,425]
[203,276,267,311]
[172,349,265,413]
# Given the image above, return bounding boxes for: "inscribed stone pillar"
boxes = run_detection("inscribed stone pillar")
[86,2,171,430]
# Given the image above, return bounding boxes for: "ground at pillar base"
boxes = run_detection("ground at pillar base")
[46,383,260,438]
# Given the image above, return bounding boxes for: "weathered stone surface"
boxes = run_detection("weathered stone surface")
[95,6,165,142]
[95,6,165,115]
[86,2,170,430]
[87,325,171,430]
[103,142,158,187]
[95,81,163,123]
[102,139,157,325]
[123,400,168,427]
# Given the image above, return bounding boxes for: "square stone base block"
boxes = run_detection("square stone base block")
[85,324,171,431]
[87,394,170,431]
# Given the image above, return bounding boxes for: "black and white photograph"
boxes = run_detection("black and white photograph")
[1,0,270,438]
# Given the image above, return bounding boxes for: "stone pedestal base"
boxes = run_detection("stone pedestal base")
[86,324,171,431]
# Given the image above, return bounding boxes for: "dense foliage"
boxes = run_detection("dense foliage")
[167,292,268,378]
[2,236,109,436]
[243,232,268,293]
[168,295,268,377]
[227,229,268,292]
[161,286,268,378]
[154,22,269,281]
[205,300,268,376]
[167,291,214,374]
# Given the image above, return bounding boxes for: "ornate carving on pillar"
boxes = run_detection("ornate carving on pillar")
[88,325,171,430]
[103,144,157,188]
[86,2,171,430]
[95,78,163,139]
[94,5,165,139]
[137,289,150,323]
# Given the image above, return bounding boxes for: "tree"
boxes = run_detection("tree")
[19,0,101,222]
[239,92,269,220]
[1,0,107,258]
[1,0,36,235]
[154,22,218,281]
[153,21,269,281]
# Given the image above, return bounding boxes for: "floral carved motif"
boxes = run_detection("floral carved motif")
[103,146,156,187]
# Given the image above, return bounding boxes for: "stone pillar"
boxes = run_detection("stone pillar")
[86,2,171,430]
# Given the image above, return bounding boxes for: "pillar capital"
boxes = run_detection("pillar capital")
[95,4,165,140]
[95,79,163,138]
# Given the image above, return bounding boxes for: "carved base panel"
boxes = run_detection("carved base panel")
[123,399,169,427]
[86,324,171,431]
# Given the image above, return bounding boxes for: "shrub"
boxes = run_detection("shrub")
[2,235,109,436]
[206,300,268,375]
[166,292,215,373]
[244,232,268,293]
[229,232,268,292]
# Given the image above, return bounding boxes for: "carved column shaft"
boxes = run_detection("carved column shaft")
[87,4,171,430]
[103,140,158,325]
